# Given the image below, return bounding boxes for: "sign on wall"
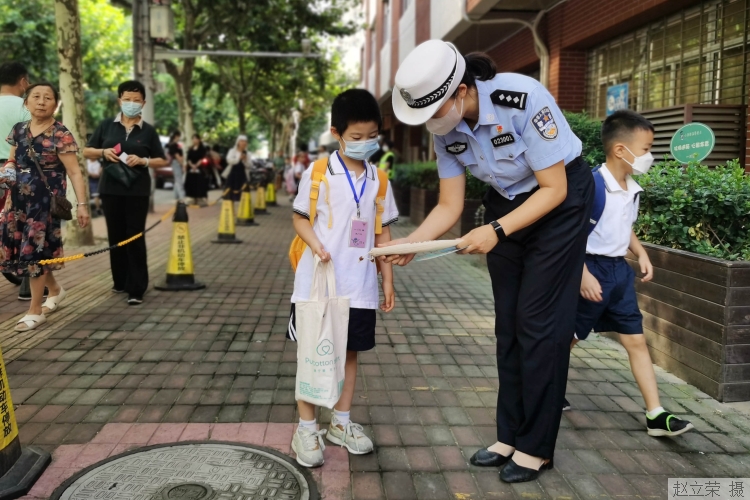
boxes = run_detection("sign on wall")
[606,83,629,116]
[670,123,715,163]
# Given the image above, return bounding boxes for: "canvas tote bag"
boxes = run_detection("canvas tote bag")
[295,256,350,408]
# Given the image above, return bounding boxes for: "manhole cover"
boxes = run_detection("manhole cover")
[51,442,318,500]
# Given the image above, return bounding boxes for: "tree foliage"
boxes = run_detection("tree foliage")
[0,0,132,131]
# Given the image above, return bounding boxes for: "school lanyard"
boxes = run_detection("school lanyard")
[343,155,367,218]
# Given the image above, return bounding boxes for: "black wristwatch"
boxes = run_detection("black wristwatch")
[489,220,508,243]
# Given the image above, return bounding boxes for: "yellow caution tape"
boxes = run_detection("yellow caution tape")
[29,189,230,266]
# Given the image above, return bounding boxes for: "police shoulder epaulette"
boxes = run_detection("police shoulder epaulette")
[490,89,528,110]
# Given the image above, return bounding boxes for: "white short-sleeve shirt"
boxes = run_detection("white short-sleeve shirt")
[586,164,643,257]
[292,152,399,309]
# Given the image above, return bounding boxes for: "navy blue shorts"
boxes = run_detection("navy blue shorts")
[286,304,376,352]
[575,255,643,340]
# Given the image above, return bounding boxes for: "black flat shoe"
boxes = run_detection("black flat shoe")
[500,458,554,483]
[469,448,512,467]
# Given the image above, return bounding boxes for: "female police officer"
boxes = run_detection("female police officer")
[384,40,594,483]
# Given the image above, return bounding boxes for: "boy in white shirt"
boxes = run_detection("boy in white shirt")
[287,89,399,467]
[568,110,693,437]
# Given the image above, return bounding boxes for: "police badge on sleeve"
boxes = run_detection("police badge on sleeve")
[531,107,558,140]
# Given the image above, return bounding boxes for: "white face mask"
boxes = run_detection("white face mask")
[622,146,654,175]
[426,97,464,136]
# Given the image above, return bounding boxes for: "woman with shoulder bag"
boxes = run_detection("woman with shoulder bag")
[0,82,90,331]
[223,135,250,202]
[83,80,167,306]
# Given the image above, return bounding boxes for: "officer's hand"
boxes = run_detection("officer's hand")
[378,237,416,266]
[458,224,499,255]
[639,254,654,282]
[580,268,603,302]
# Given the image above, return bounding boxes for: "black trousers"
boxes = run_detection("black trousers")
[484,157,594,458]
[101,194,150,298]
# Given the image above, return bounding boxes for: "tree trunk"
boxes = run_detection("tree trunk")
[164,61,195,139]
[55,0,94,246]
[236,96,248,135]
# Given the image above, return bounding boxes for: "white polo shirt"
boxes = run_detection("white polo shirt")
[292,152,399,309]
[586,164,643,258]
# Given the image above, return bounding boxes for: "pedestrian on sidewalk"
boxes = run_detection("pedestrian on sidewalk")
[0,62,31,288]
[83,80,168,306]
[384,40,594,483]
[565,110,694,437]
[166,130,186,202]
[185,133,208,206]
[0,83,90,331]
[223,135,250,201]
[288,89,398,468]
[86,154,102,216]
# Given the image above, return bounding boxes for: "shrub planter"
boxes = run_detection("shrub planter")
[392,185,411,217]
[621,243,750,402]
[409,187,438,226]
[446,199,483,239]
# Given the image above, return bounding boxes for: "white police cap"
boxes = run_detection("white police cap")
[392,40,466,126]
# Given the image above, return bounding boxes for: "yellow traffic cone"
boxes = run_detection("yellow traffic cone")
[0,345,50,493]
[266,182,277,206]
[156,202,206,290]
[237,185,258,226]
[254,186,268,214]
[212,195,243,244]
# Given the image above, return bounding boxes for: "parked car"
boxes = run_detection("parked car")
[155,135,176,189]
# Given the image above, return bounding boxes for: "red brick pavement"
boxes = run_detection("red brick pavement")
[4,194,750,499]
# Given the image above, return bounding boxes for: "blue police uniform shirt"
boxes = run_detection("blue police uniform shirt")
[434,73,582,200]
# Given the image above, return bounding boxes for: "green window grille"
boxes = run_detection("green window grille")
[586,0,750,118]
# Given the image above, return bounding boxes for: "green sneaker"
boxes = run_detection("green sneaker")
[291,427,327,468]
[647,411,694,437]
[326,419,373,455]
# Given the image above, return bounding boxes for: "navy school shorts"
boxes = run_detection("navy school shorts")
[286,304,376,352]
[575,255,643,340]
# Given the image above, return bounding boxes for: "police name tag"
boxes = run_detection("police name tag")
[445,142,467,155]
[491,133,515,148]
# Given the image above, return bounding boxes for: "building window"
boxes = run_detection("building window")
[586,0,750,118]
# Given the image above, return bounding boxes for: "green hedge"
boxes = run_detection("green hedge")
[393,162,487,199]
[393,162,440,191]
[635,159,750,261]
[564,111,606,167]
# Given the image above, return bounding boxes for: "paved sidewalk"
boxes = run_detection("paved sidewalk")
[4,196,750,499]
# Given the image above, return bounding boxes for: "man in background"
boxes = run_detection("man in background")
[0,62,31,288]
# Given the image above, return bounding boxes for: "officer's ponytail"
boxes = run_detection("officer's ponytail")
[454,53,497,96]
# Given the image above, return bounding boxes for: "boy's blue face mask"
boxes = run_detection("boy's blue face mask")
[121,101,143,118]
[340,138,380,161]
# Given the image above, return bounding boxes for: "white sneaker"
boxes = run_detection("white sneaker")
[291,427,326,468]
[326,419,373,455]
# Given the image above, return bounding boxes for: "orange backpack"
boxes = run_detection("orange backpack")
[289,157,388,271]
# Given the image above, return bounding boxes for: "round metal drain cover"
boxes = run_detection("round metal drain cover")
[51,442,318,500]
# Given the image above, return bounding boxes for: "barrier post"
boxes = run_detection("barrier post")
[236,184,257,226]
[0,346,49,498]
[254,186,268,214]
[266,182,277,206]
[155,202,206,291]
[212,192,243,244]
